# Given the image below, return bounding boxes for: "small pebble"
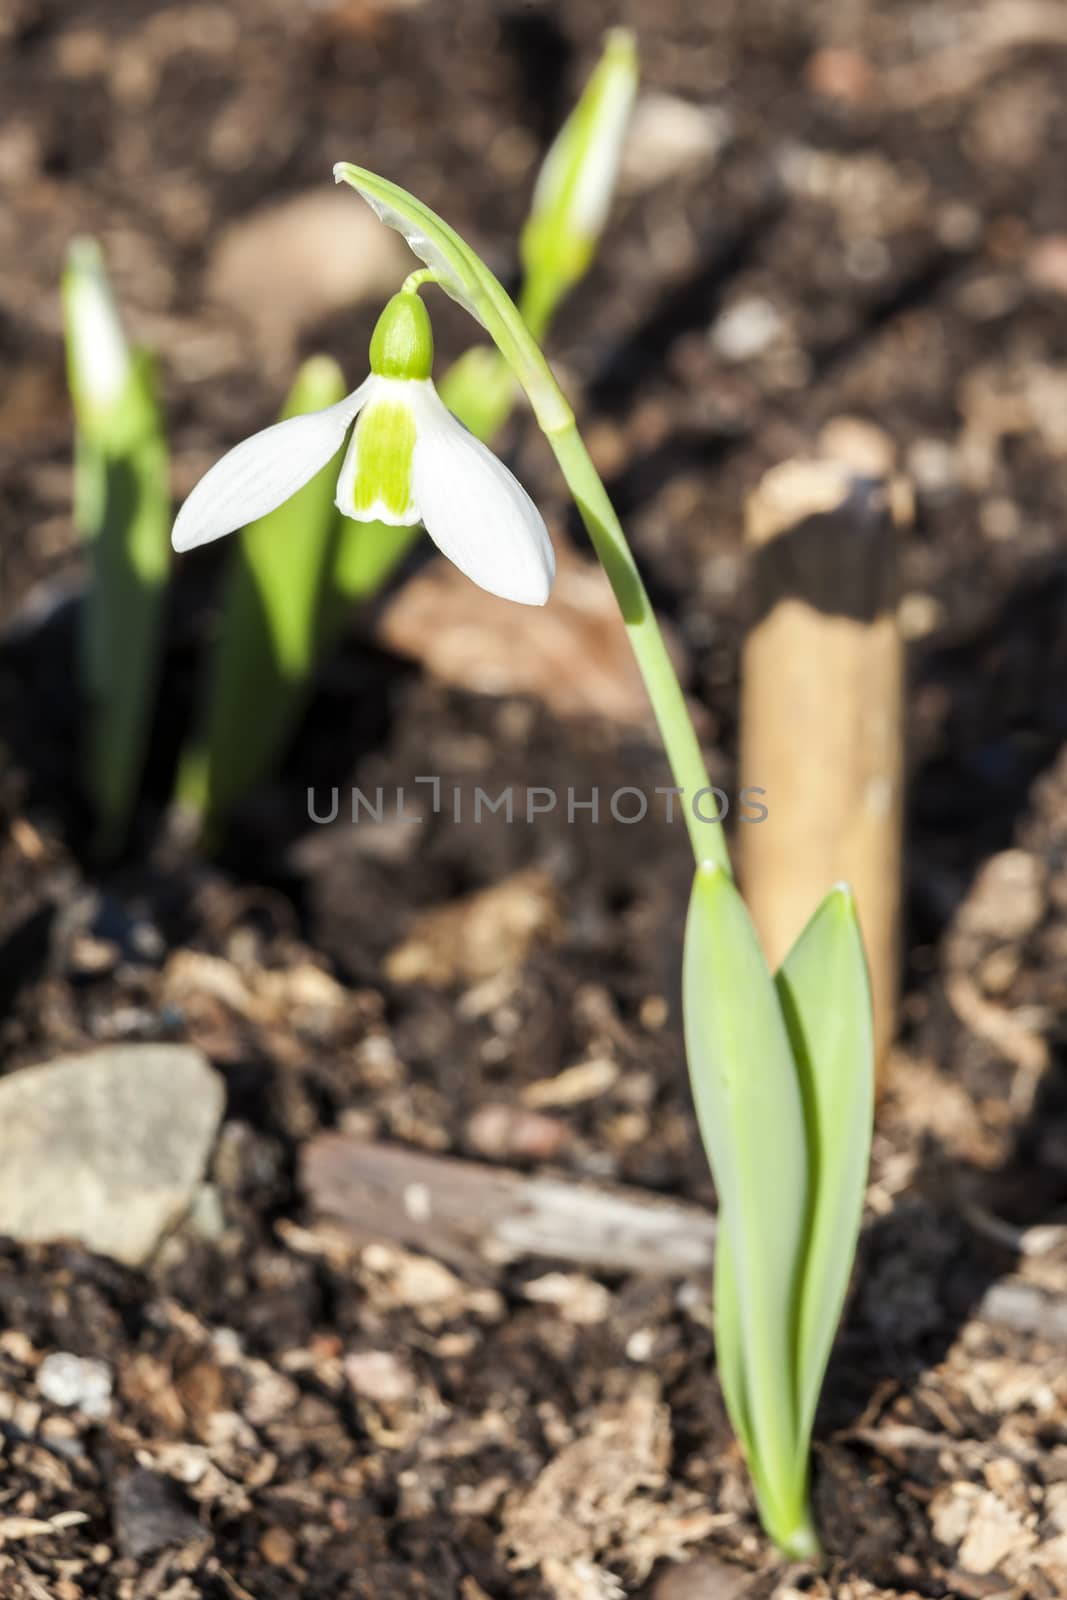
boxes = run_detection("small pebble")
[521,1058,619,1109]
[345,1349,416,1405]
[957,850,1045,942]
[626,1328,656,1362]
[67,935,120,977]
[523,1272,612,1326]
[112,1468,204,1560]
[711,297,785,363]
[1027,234,1067,298]
[818,415,897,476]
[805,46,876,105]
[465,1102,571,1162]
[639,996,668,1030]
[654,1555,758,1600]
[37,1353,112,1419]
[260,1526,297,1566]
[907,437,958,497]
[980,496,1020,541]
[621,92,730,191]
[898,592,944,641]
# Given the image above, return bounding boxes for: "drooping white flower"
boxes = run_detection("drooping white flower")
[172,288,555,606]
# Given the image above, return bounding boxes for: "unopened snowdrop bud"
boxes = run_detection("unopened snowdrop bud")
[172,282,555,607]
[63,238,133,422]
[368,288,434,379]
[520,28,638,335]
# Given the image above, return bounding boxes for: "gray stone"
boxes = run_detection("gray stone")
[711,296,786,362]
[620,93,731,192]
[0,1045,224,1266]
[112,1468,204,1560]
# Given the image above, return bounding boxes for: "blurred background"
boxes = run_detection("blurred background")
[4,0,1067,852]
[2,1,1067,1595]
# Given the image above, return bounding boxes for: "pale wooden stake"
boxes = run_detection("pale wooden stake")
[739,457,909,1072]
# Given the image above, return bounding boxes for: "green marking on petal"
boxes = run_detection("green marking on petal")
[351,397,418,522]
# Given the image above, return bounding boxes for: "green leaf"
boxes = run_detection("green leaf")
[683,861,814,1553]
[715,1218,790,1536]
[177,355,347,831]
[327,519,419,611]
[63,241,171,857]
[712,1217,752,1460]
[775,884,874,1447]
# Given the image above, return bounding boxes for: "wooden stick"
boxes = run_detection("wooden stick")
[300,1134,715,1277]
[301,1137,1067,1346]
[739,459,908,1071]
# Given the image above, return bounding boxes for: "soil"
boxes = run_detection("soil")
[2,0,1067,1596]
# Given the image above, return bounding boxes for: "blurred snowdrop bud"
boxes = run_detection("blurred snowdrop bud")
[63,238,133,421]
[519,28,638,336]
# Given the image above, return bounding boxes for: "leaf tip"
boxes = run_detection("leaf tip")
[604,26,639,67]
[828,880,861,920]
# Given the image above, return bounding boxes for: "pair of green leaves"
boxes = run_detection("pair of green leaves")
[684,869,873,1557]
[175,356,348,830]
[63,240,171,858]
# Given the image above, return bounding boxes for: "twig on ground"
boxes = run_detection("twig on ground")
[300,1134,716,1277]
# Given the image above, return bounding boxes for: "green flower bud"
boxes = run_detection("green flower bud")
[519,28,638,338]
[63,237,133,426]
[368,290,434,380]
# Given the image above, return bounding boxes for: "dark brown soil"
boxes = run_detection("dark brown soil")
[3,0,1067,1596]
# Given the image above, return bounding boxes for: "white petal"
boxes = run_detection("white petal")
[408,382,555,606]
[172,380,372,552]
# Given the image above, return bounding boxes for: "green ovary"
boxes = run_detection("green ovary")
[351,400,418,522]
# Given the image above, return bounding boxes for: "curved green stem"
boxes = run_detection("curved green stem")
[402,267,438,295]
[546,424,729,871]
[334,161,730,876]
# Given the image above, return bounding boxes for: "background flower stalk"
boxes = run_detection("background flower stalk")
[62,238,170,858]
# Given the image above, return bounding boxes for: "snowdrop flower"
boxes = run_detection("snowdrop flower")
[172,285,555,606]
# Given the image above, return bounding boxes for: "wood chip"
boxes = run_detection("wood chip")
[522,1059,620,1109]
